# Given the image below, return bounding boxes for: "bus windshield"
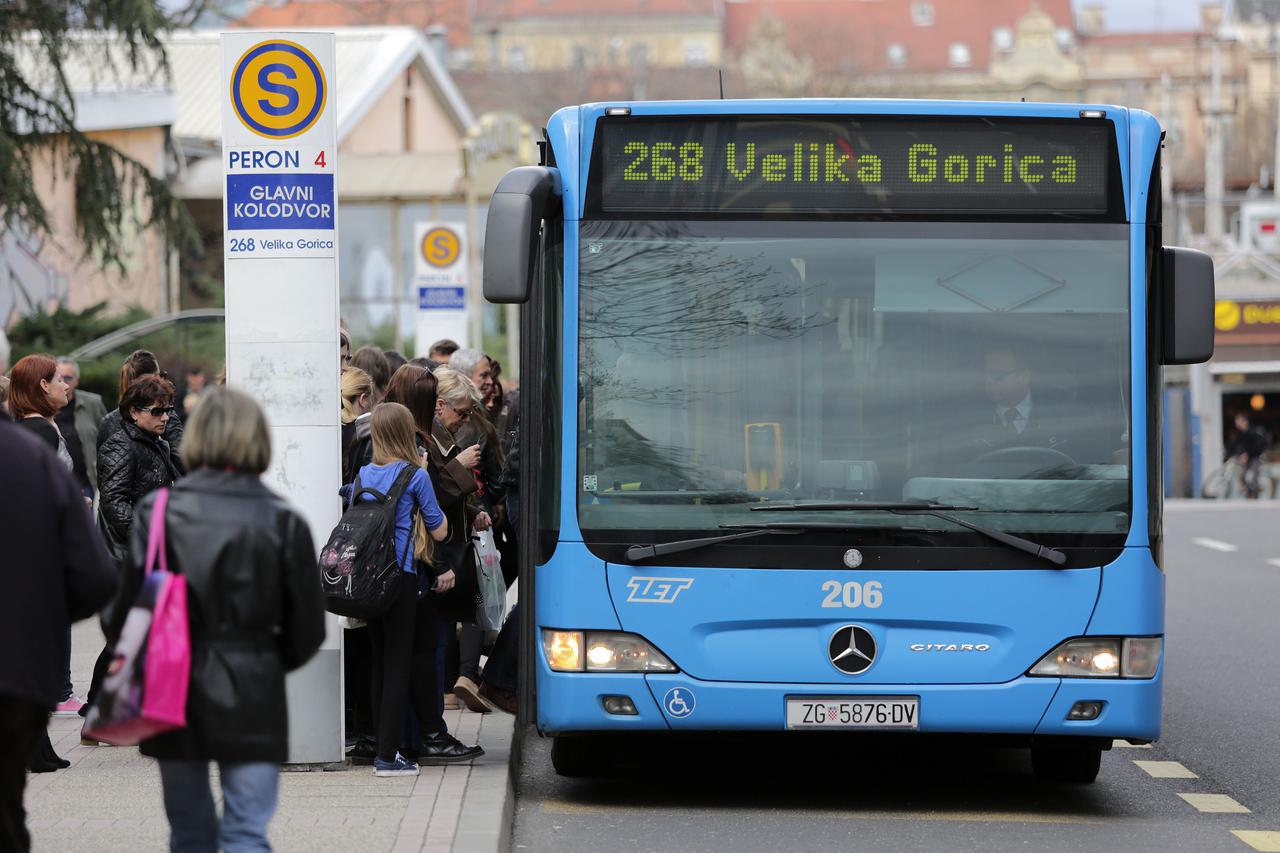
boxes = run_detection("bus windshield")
[577,221,1132,542]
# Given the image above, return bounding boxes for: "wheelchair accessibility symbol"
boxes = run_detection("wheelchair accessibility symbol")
[663,687,696,719]
[231,40,326,139]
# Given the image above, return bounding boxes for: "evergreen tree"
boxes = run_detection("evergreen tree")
[0,1,200,270]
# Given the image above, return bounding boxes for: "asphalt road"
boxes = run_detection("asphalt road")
[511,501,1280,853]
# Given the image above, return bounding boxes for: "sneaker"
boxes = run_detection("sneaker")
[419,732,484,765]
[479,682,517,715]
[54,695,86,716]
[373,753,420,777]
[452,677,492,713]
[347,734,378,766]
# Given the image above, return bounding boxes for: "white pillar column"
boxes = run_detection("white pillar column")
[221,32,343,764]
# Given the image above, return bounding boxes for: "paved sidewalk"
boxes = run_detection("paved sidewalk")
[27,623,514,853]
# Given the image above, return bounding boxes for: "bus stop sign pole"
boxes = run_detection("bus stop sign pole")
[220,31,344,765]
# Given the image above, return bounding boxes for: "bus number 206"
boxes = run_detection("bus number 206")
[820,580,884,609]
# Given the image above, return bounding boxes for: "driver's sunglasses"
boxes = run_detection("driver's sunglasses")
[138,405,175,417]
[984,367,1026,382]
[447,401,473,421]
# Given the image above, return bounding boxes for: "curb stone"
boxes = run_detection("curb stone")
[453,712,516,853]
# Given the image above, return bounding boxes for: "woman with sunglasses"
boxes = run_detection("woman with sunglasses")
[97,375,185,565]
[97,349,185,455]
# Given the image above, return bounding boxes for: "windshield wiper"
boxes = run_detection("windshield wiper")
[624,527,804,561]
[750,502,1067,567]
[624,520,936,562]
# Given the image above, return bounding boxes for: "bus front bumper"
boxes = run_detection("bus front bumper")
[536,665,1162,741]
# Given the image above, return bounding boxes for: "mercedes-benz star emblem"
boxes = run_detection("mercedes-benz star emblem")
[828,625,877,675]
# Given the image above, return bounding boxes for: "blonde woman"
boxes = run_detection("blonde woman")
[102,388,326,850]
[352,403,453,777]
[340,366,373,483]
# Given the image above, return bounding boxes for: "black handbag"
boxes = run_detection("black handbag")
[430,537,481,624]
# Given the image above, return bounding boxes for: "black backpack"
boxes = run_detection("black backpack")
[319,464,416,619]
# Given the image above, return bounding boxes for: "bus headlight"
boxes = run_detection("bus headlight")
[542,630,677,673]
[1028,637,1162,679]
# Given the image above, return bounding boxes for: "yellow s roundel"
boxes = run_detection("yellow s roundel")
[422,227,462,268]
[1215,300,1241,332]
[231,40,326,140]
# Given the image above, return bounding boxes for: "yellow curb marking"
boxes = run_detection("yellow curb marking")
[1177,793,1250,813]
[1111,739,1153,749]
[1232,830,1280,852]
[1134,760,1197,778]
[540,799,1099,824]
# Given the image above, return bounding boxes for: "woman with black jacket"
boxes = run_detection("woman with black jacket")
[7,354,82,771]
[96,375,185,563]
[102,388,326,850]
[96,349,184,455]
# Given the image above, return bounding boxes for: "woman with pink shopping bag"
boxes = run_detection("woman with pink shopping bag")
[97,388,326,852]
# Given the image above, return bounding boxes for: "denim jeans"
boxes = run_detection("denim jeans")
[158,760,279,852]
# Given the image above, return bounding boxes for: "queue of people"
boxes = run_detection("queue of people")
[0,325,522,849]
[336,335,523,777]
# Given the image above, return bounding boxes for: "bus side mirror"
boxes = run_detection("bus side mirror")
[483,166,560,304]
[1161,247,1215,365]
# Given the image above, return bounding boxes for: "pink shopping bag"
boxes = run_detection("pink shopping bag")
[83,488,190,745]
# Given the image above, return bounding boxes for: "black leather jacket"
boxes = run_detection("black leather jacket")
[97,421,184,559]
[104,469,326,762]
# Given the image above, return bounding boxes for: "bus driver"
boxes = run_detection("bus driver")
[971,347,1070,461]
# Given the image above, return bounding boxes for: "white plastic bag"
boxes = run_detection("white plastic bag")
[473,529,506,630]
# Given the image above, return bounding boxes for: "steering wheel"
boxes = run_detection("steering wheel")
[972,446,1076,469]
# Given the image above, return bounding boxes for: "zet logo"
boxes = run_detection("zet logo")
[231,40,326,140]
[1215,300,1242,332]
[422,226,462,268]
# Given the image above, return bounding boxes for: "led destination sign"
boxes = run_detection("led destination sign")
[592,117,1116,216]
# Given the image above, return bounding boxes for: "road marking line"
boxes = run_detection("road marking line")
[1134,760,1198,778]
[1232,830,1280,852]
[1267,559,1280,568]
[1192,537,1239,553]
[1177,793,1250,813]
[539,799,1099,824]
[1111,739,1152,748]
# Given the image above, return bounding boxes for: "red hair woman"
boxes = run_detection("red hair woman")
[8,354,72,472]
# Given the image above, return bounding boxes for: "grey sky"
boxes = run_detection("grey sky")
[1071,0,1207,31]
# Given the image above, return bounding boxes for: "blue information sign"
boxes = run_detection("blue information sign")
[226,173,335,230]
[419,287,466,310]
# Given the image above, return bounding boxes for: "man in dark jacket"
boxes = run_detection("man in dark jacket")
[55,358,108,496]
[1227,412,1271,498]
[0,418,117,852]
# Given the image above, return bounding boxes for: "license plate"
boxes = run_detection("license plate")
[785,697,919,730]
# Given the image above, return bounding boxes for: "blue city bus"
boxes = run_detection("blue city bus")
[483,100,1214,783]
